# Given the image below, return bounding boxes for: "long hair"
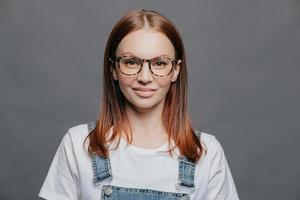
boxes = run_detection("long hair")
[84,9,206,162]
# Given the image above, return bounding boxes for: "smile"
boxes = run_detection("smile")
[133,89,156,98]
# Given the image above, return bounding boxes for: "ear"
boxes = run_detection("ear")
[171,59,181,82]
[110,67,118,81]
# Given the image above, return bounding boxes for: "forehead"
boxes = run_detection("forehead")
[116,29,175,58]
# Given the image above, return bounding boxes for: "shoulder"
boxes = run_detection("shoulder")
[67,122,90,136]
[60,122,91,149]
[196,131,240,199]
[197,130,226,157]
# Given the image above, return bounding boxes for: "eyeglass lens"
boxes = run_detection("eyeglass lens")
[118,56,174,76]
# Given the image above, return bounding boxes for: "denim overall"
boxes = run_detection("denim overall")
[88,121,201,200]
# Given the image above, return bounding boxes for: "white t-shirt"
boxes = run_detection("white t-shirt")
[38,122,240,200]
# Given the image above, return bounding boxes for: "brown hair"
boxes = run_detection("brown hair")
[84,9,206,162]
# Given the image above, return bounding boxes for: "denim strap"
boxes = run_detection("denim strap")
[91,153,113,185]
[88,121,113,186]
[176,129,201,193]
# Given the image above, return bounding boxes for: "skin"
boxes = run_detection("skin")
[112,28,181,149]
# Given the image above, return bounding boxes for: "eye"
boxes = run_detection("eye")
[152,58,171,68]
[125,59,136,64]
[156,61,167,66]
[127,60,136,65]
[122,57,140,65]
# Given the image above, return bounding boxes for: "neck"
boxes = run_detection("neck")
[124,98,168,146]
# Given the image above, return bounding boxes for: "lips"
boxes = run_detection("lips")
[133,87,157,92]
[132,87,157,98]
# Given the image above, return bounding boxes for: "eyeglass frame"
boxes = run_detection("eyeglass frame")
[109,55,181,77]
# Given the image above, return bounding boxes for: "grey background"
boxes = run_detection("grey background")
[1,0,299,199]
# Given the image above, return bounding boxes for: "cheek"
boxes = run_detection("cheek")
[118,77,133,87]
[155,78,173,95]
[117,76,135,95]
[156,78,172,88]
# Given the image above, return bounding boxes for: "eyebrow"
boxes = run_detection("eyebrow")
[120,52,172,59]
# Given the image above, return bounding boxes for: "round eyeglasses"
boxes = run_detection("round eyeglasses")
[109,55,179,77]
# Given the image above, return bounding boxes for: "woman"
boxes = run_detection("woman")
[39,9,239,200]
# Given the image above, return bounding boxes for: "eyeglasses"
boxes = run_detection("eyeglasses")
[109,55,179,77]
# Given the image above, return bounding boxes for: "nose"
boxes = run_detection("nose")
[137,61,153,83]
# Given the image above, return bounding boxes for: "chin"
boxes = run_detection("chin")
[127,98,163,111]
[133,100,158,110]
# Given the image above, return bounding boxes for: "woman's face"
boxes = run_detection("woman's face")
[112,28,181,112]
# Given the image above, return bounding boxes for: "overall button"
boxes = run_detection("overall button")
[103,186,113,197]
